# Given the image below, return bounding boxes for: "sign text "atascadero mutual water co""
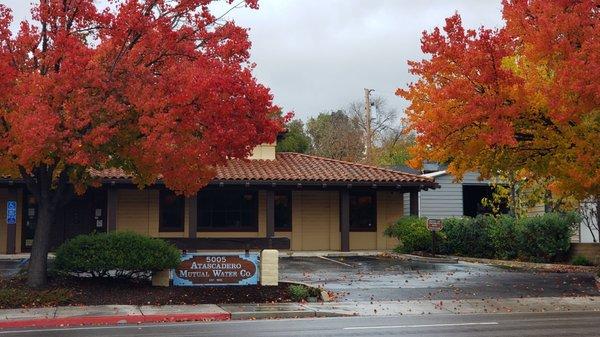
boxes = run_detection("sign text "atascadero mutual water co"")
[173,253,259,286]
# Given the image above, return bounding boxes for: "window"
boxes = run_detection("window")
[197,190,258,231]
[159,189,185,232]
[275,191,292,231]
[463,185,508,217]
[349,191,376,231]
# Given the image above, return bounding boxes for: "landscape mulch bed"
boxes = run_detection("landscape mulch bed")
[0,276,293,309]
[454,256,599,274]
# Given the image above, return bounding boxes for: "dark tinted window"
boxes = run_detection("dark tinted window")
[275,191,292,231]
[463,185,509,217]
[159,189,185,232]
[349,191,376,231]
[197,190,258,231]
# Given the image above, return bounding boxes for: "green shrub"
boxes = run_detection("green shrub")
[54,232,181,279]
[571,255,593,266]
[288,284,310,301]
[516,212,578,263]
[442,215,495,258]
[488,215,520,260]
[384,216,436,253]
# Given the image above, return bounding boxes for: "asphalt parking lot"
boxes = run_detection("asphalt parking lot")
[0,259,26,278]
[279,256,600,301]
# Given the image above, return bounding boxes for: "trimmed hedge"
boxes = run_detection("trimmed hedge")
[385,213,578,263]
[517,212,577,262]
[442,216,495,258]
[384,216,443,253]
[487,215,519,260]
[54,232,181,279]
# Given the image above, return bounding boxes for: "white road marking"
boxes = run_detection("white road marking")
[343,322,499,330]
[318,256,353,267]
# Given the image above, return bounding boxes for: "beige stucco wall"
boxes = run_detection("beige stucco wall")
[377,191,403,250]
[116,189,188,238]
[0,188,22,254]
[289,190,340,251]
[114,188,404,251]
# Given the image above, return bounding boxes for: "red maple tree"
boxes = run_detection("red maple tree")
[398,0,599,207]
[0,0,284,287]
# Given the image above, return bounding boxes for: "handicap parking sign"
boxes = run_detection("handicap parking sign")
[6,201,16,225]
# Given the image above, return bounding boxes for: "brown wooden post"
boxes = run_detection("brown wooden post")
[340,189,350,252]
[188,194,197,239]
[266,190,275,238]
[409,189,419,217]
[6,187,17,254]
[106,187,118,232]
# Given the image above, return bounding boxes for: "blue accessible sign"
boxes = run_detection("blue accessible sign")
[173,253,259,286]
[6,201,17,225]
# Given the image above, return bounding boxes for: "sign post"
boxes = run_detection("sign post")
[426,219,443,255]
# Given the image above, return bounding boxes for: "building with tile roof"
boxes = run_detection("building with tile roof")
[0,142,436,253]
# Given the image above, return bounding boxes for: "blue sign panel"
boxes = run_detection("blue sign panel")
[173,253,259,286]
[6,201,17,225]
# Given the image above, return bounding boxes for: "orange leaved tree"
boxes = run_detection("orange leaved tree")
[398,0,599,206]
[0,0,283,288]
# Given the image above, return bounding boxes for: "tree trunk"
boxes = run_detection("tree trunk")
[26,194,56,288]
[592,196,600,242]
[22,165,71,289]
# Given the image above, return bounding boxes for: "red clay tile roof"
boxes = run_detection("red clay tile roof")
[96,152,436,187]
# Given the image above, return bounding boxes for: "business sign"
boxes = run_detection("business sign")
[6,201,17,225]
[427,218,443,231]
[173,253,259,286]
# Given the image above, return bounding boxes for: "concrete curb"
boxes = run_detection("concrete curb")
[2,296,600,329]
[392,253,458,264]
[280,251,384,258]
[0,312,230,329]
[455,256,599,273]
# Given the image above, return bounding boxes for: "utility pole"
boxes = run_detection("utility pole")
[364,88,374,164]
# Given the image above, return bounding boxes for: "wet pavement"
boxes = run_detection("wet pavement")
[0,259,26,278]
[279,256,600,301]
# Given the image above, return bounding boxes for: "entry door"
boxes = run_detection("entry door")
[21,192,37,252]
[22,189,107,252]
[63,196,93,240]
[62,189,107,243]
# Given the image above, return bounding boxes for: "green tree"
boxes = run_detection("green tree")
[306,111,364,162]
[276,120,311,153]
[375,130,414,167]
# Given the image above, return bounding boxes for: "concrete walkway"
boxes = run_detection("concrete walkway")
[1,296,599,330]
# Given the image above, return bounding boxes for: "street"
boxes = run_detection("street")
[1,311,598,337]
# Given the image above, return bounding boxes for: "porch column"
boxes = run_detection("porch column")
[6,187,17,254]
[266,190,275,238]
[340,189,350,252]
[106,187,118,232]
[409,189,419,217]
[187,195,197,239]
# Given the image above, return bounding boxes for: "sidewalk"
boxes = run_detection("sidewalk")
[1,296,599,330]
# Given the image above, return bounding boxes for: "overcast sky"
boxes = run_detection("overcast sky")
[3,0,504,122]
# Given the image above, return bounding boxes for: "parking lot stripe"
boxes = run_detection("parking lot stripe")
[318,256,353,267]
